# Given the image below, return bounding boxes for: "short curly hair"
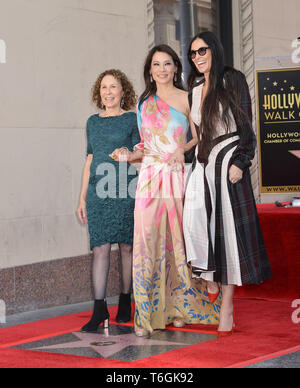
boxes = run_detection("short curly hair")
[92,69,137,111]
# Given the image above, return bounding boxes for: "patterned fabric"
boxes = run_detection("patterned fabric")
[183,72,272,286]
[86,112,140,250]
[133,95,220,333]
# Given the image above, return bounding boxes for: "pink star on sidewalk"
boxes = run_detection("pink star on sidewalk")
[32,331,187,358]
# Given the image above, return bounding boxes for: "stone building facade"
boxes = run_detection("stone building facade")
[0,0,299,314]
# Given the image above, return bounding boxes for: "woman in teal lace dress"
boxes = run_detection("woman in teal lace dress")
[77,69,140,332]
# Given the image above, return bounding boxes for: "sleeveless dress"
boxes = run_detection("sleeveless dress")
[86,112,140,250]
[132,94,220,333]
[183,75,272,286]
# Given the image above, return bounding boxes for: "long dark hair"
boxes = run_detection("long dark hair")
[187,31,248,160]
[139,44,184,109]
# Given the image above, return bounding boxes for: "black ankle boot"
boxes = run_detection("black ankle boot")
[116,293,132,323]
[81,299,110,333]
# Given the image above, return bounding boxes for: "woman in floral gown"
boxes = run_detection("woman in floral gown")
[112,45,220,336]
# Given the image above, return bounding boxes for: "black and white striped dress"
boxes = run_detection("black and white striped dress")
[183,72,272,286]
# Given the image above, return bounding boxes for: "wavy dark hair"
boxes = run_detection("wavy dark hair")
[187,31,248,160]
[139,44,184,108]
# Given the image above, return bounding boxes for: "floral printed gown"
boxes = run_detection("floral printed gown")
[133,94,220,333]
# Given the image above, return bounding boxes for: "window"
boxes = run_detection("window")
[153,0,233,82]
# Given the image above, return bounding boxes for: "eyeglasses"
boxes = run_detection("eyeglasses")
[189,47,210,59]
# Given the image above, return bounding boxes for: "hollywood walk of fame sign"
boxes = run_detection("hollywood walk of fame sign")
[256,68,300,194]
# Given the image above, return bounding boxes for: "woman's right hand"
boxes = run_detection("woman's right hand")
[77,200,88,224]
[166,147,185,167]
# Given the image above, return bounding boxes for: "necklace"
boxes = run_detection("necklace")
[100,108,124,118]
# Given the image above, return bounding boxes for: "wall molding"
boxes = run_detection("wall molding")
[233,0,260,201]
[147,0,155,50]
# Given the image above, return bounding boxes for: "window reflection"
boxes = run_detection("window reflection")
[153,0,218,53]
[153,0,219,83]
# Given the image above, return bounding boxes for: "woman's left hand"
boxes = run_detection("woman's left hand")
[229,165,243,184]
[110,148,131,162]
[166,148,185,167]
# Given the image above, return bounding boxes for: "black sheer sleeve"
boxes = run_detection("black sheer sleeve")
[229,71,257,171]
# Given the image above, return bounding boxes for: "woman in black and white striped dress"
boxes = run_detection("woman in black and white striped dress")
[183,31,272,337]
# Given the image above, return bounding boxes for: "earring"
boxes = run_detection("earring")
[100,100,105,110]
[150,74,153,83]
[121,97,125,108]
[174,73,177,83]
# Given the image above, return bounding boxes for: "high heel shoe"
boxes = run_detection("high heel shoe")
[135,327,150,337]
[207,290,220,305]
[217,323,236,338]
[81,299,110,333]
[116,293,132,323]
[207,285,220,305]
[173,319,186,328]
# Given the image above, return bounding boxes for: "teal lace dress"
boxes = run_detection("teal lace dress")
[85,112,140,250]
